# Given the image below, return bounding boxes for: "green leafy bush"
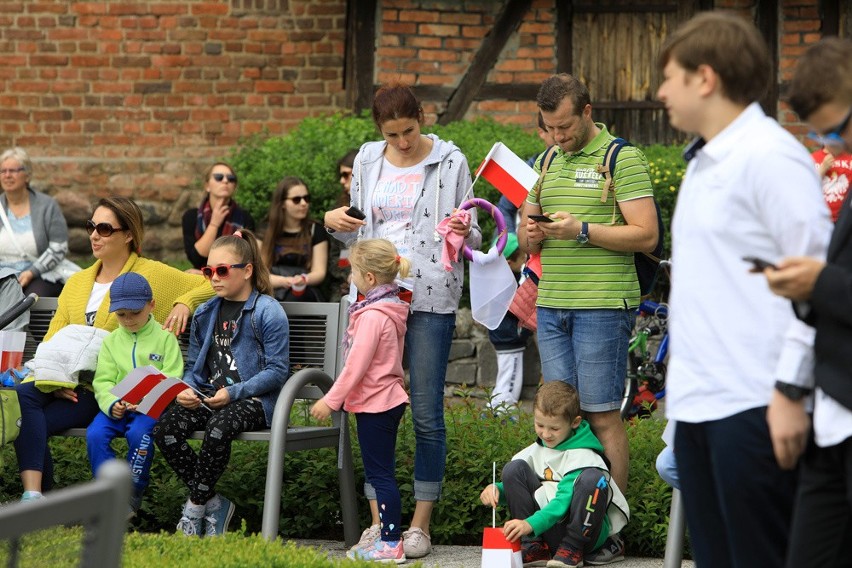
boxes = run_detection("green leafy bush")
[0,402,685,558]
[225,114,684,256]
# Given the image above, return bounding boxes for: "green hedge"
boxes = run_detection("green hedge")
[225,114,684,257]
[0,400,686,558]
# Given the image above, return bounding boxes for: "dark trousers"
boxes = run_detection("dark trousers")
[786,433,852,568]
[502,460,608,553]
[14,381,99,490]
[356,403,407,542]
[153,399,266,504]
[675,407,798,568]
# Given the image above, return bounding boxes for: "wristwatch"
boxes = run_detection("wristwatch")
[576,222,589,244]
[774,381,812,401]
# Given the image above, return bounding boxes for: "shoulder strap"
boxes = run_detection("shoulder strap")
[533,145,559,204]
[598,138,628,203]
[0,205,32,260]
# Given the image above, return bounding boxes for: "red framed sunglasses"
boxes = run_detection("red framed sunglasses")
[201,263,248,279]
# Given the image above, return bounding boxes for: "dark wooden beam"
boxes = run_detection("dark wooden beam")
[756,0,778,118]
[573,3,678,13]
[822,0,839,36]
[344,0,377,113]
[437,0,533,125]
[697,0,714,11]
[411,83,666,109]
[555,0,573,74]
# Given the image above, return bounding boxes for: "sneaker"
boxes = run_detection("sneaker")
[585,534,625,566]
[547,544,583,568]
[346,539,406,563]
[176,513,204,537]
[522,539,551,566]
[203,495,235,537]
[349,523,381,553]
[20,491,43,503]
[402,527,432,559]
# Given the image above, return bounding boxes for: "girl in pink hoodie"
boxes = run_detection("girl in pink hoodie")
[311,238,411,563]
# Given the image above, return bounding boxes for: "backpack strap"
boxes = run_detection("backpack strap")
[533,145,559,205]
[597,138,628,223]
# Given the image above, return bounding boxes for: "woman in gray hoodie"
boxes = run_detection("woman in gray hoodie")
[324,84,481,559]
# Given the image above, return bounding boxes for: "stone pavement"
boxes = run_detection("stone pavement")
[293,538,695,567]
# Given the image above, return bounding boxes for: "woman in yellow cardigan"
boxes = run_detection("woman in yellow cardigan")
[14,196,215,501]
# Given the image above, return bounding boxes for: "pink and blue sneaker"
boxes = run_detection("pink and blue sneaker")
[346,538,406,564]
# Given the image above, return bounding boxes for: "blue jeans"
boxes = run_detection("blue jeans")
[14,381,99,490]
[356,403,407,542]
[366,311,455,503]
[537,307,633,412]
[87,411,158,496]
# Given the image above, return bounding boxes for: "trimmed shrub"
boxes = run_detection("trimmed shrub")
[0,401,685,558]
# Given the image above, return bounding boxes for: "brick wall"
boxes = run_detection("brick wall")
[0,0,834,258]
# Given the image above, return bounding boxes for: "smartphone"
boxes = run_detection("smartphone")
[528,214,553,223]
[345,206,366,221]
[742,256,778,271]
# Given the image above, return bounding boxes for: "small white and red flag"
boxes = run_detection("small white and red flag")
[475,143,539,208]
[110,365,189,420]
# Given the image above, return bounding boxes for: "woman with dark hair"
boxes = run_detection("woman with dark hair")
[324,83,481,560]
[0,147,70,297]
[13,196,214,502]
[262,176,329,302]
[328,149,360,299]
[182,162,255,269]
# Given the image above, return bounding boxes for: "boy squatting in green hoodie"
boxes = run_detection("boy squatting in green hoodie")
[480,381,629,568]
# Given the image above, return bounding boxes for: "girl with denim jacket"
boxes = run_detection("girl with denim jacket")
[324,84,482,559]
[153,230,289,538]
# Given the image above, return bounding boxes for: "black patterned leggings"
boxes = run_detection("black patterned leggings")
[152,399,266,505]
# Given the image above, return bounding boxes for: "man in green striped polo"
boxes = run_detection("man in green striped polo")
[518,75,657,556]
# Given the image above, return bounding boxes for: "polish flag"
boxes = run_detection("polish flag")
[475,143,539,208]
[110,365,189,420]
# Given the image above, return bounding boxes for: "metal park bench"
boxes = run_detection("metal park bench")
[22,297,358,546]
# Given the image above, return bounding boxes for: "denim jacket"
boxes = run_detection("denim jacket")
[182,290,290,426]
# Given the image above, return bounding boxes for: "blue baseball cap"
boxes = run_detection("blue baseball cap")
[109,272,153,312]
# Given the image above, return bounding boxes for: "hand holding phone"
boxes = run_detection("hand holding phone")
[743,256,778,271]
[528,214,553,223]
[345,206,366,221]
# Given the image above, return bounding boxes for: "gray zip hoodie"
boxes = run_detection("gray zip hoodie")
[332,134,482,314]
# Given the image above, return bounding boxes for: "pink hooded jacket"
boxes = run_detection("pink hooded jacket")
[323,299,410,413]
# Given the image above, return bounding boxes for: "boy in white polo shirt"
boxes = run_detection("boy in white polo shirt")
[656,12,831,568]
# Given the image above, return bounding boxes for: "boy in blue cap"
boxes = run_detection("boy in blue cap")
[86,272,184,517]
[486,233,532,416]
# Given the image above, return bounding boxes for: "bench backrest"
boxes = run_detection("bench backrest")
[22,297,343,378]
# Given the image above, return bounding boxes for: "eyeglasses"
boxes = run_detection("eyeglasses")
[86,220,126,237]
[0,168,25,175]
[212,173,237,184]
[808,108,852,147]
[339,171,352,180]
[201,263,248,279]
[287,195,311,205]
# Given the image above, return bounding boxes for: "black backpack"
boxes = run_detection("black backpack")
[597,138,666,296]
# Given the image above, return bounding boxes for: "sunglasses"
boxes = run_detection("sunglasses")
[86,220,126,237]
[201,263,248,279]
[212,173,238,183]
[339,171,352,180]
[287,195,311,205]
[808,108,852,147]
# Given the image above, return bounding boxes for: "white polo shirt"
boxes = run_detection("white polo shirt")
[666,103,832,423]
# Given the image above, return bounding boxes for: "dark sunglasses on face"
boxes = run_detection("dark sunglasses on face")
[339,171,352,180]
[212,173,238,183]
[86,220,125,237]
[288,195,311,205]
[201,263,248,279]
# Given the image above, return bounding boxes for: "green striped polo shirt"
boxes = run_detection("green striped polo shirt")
[526,124,654,310]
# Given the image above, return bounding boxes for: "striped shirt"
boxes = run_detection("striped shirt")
[526,125,654,309]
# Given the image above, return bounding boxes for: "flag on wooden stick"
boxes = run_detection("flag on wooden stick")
[475,143,539,208]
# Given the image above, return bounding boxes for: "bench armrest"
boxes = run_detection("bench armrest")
[269,367,336,435]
